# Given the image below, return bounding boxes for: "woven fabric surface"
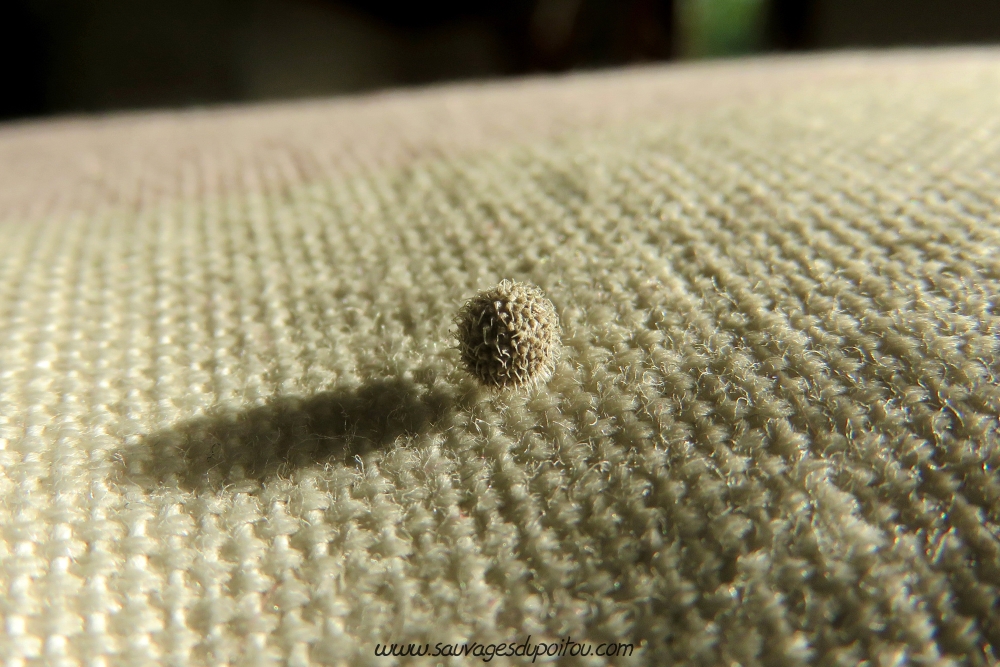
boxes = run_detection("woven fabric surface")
[2,49,1000,666]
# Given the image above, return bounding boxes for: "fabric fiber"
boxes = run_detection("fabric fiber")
[1,50,1000,666]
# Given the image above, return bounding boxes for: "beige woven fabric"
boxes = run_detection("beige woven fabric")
[2,49,1000,666]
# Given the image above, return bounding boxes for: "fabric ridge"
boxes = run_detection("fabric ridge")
[0,50,998,666]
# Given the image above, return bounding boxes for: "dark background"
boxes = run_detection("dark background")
[3,0,1000,121]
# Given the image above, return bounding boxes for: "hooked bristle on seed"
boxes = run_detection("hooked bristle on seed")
[454,280,561,390]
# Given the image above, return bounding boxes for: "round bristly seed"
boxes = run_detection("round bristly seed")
[454,280,561,391]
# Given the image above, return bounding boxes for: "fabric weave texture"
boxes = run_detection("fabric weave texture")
[1,50,1000,666]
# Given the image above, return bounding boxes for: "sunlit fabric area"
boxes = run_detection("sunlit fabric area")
[2,3,1000,666]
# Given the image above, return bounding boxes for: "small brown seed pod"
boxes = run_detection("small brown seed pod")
[454,280,561,390]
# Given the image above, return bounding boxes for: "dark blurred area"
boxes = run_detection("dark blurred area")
[2,0,1000,120]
